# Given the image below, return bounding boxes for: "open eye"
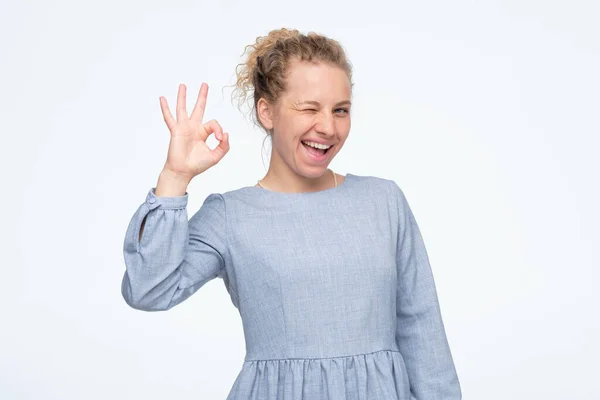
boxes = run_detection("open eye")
[334,108,349,115]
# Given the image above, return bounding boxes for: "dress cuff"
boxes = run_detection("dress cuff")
[145,187,189,210]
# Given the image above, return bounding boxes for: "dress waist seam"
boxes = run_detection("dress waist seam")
[244,348,402,363]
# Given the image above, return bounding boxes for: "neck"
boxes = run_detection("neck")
[258,165,336,193]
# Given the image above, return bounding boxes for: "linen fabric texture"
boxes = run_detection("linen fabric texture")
[121,173,461,399]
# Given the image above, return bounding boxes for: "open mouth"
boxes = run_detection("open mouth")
[301,140,332,157]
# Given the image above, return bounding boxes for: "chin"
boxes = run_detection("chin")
[297,165,332,178]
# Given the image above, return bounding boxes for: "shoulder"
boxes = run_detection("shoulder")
[199,192,226,208]
[350,174,413,219]
[348,173,404,198]
[208,173,406,209]
[190,192,226,225]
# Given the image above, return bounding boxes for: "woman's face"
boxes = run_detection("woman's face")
[258,60,352,179]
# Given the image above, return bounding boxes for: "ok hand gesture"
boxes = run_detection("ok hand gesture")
[159,83,230,181]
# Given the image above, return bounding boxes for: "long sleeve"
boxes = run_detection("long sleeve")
[393,182,462,399]
[121,187,227,311]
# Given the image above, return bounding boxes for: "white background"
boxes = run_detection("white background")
[1,0,598,398]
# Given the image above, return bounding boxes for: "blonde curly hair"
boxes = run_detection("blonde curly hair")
[232,28,353,135]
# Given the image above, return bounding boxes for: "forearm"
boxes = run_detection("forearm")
[396,290,461,399]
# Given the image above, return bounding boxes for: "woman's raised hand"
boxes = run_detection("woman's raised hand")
[159,83,230,181]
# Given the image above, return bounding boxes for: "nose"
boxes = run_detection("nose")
[314,111,336,137]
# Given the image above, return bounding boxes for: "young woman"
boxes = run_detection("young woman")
[121,28,462,400]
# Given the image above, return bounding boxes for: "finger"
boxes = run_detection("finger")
[176,83,187,122]
[159,96,176,132]
[212,132,230,163]
[202,119,223,141]
[190,83,208,124]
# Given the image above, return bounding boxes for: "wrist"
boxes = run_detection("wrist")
[159,168,193,184]
[155,169,192,197]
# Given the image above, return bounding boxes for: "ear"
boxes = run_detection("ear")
[256,98,274,130]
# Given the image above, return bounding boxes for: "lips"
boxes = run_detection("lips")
[301,139,334,146]
[301,141,331,163]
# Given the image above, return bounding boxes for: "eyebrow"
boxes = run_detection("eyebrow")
[297,100,352,107]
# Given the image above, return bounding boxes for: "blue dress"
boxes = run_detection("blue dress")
[121,173,461,399]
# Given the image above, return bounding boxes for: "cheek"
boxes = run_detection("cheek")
[276,115,315,137]
[296,114,318,129]
[336,118,351,134]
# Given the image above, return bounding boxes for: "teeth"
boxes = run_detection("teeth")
[302,140,331,150]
